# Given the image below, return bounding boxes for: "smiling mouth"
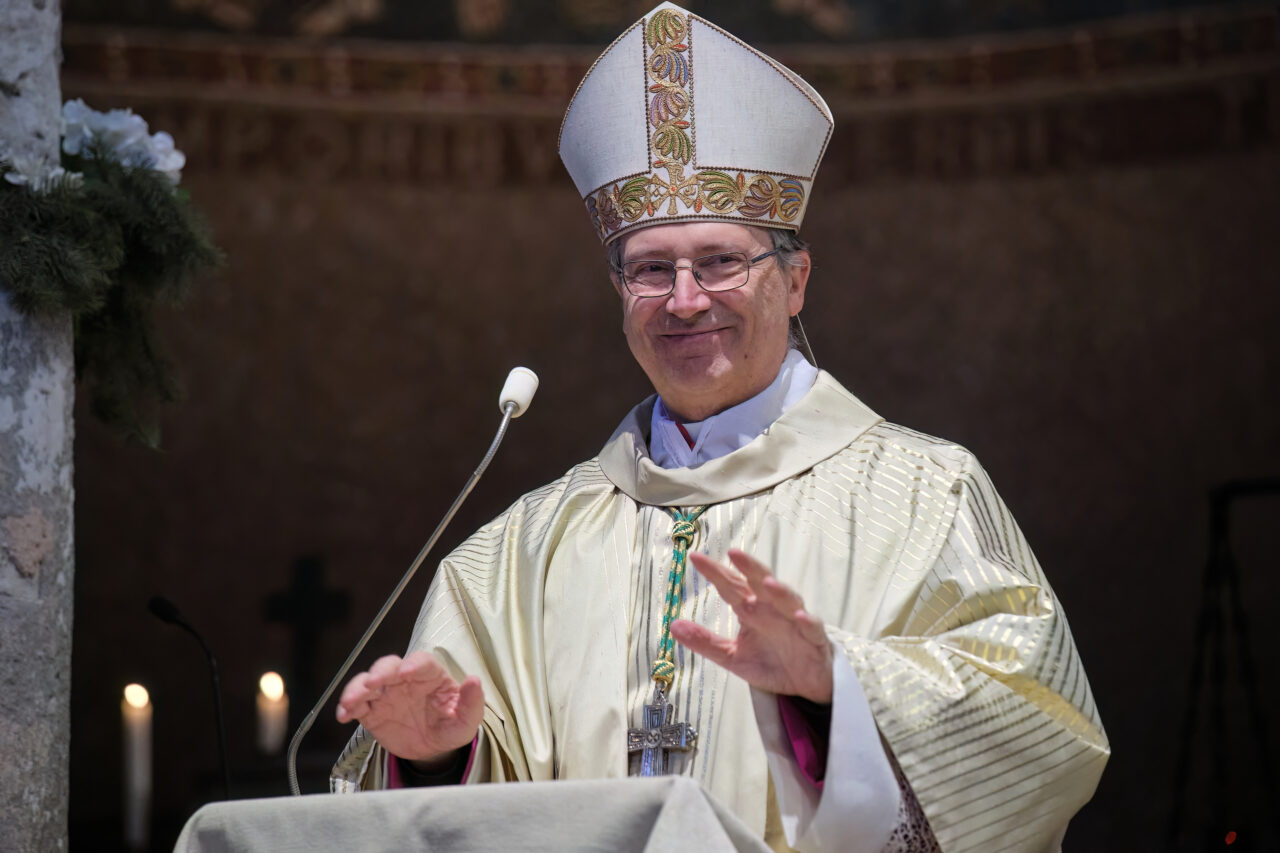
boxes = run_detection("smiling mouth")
[660,327,726,339]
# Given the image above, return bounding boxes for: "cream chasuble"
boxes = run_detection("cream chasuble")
[333,372,1109,853]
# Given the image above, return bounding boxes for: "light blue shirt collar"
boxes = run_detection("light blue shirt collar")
[649,349,819,470]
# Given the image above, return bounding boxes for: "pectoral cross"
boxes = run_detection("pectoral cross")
[627,691,697,776]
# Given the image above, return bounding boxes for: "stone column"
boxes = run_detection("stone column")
[0,2,75,852]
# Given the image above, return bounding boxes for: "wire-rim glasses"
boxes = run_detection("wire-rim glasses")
[619,250,779,298]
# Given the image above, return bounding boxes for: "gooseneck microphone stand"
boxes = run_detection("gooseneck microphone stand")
[287,368,538,795]
[148,596,232,799]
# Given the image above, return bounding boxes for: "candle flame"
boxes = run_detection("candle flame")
[260,671,285,701]
[123,683,149,708]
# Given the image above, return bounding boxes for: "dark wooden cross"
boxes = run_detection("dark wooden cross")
[627,692,697,776]
[264,555,349,719]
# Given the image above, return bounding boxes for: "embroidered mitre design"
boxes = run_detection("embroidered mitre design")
[558,2,834,244]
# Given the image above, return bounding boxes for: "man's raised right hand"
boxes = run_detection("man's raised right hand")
[335,651,484,764]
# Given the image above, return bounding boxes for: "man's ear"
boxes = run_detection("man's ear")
[787,250,811,316]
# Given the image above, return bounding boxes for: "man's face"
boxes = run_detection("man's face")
[612,222,809,422]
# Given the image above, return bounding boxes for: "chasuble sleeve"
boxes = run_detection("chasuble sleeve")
[752,653,904,853]
[332,491,564,792]
[830,454,1109,853]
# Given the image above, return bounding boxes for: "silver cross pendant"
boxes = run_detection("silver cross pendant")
[627,689,697,776]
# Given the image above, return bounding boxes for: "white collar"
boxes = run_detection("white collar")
[649,349,819,469]
[601,370,883,506]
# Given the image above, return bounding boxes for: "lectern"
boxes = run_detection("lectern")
[175,776,770,852]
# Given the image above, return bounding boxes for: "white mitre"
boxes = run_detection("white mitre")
[559,2,834,244]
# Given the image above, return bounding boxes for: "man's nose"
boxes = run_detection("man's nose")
[665,266,711,319]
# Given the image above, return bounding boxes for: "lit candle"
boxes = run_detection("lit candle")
[122,683,152,851]
[256,672,289,754]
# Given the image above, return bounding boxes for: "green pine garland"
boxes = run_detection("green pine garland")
[0,149,222,446]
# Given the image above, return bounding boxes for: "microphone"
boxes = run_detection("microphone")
[287,367,540,795]
[499,367,538,418]
[148,595,232,799]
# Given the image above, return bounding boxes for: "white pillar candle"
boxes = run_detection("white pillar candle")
[122,683,152,851]
[256,672,289,755]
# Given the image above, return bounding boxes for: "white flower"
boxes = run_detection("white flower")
[97,110,151,160]
[60,98,96,156]
[148,131,187,185]
[60,98,186,185]
[62,98,148,159]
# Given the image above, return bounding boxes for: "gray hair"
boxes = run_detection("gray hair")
[767,231,811,355]
[769,228,810,272]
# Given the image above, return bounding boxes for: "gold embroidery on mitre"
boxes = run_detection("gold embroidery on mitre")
[646,9,693,166]
[584,8,809,241]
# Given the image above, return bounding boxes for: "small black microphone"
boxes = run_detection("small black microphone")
[147,595,186,627]
[148,595,232,799]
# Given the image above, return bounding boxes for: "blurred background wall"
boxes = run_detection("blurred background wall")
[59,1,1278,850]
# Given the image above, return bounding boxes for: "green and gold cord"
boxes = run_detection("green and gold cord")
[651,505,708,689]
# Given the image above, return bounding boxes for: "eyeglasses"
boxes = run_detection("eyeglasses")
[618,250,779,298]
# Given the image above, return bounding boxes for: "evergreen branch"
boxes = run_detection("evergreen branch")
[0,151,222,447]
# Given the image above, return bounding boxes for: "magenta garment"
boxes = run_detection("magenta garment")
[386,737,478,788]
[387,704,827,789]
[777,695,830,791]
[386,750,403,788]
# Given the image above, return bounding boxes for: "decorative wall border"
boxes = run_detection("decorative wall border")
[64,7,1276,102]
[60,6,1279,186]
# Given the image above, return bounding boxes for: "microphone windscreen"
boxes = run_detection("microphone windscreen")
[148,595,186,626]
[499,367,539,418]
